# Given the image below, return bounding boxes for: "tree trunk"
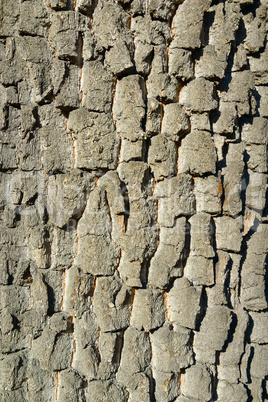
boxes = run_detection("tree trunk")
[0,0,267,400]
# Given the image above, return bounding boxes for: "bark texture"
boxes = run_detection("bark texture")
[0,0,268,400]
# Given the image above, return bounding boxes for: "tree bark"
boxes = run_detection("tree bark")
[0,0,267,400]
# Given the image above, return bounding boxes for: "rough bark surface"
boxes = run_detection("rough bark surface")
[0,0,267,401]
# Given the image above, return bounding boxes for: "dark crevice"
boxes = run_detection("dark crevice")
[12,315,20,331]
[217,140,229,172]
[212,351,220,401]
[201,10,216,47]
[264,253,268,306]
[140,260,150,288]
[149,371,156,402]
[75,0,98,16]
[246,346,255,384]
[222,311,237,353]
[21,265,33,285]
[250,88,261,117]
[120,180,130,231]
[46,281,56,316]
[240,151,249,218]
[224,256,234,309]
[244,384,253,402]
[235,18,247,47]
[218,44,235,94]
[112,331,124,367]
[195,286,208,332]
[143,138,151,164]
[241,1,261,17]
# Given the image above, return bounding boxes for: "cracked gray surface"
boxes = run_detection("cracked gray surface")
[0,0,267,400]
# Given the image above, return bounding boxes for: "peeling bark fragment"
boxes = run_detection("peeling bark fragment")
[113,75,146,141]
[217,381,248,402]
[148,217,186,289]
[151,323,194,373]
[242,117,268,145]
[241,225,268,311]
[218,306,249,384]
[178,131,217,176]
[195,45,228,80]
[31,328,73,371]
[246,143,267,173]
[256,85,268,118]
[120,138,144,162]
[72,312,99,380]
[246,171,267,212]
[249,47,268,85]
[222,143,244,216]
[243,5,267,53]
[169,47,194,81]
[118,253,143,288]
[26,358,56,401]
[63,266,94,317]
[250,311,268,344]
[155,175,195,227]
[148,0,181,20]
[215,216,242,253]
[47,0,68,10]
[146,97,162,136]
[148,134,177,180]
[93,275,133,332]
[209,2,240,50]
[194,176,222,214]
[184,255,215,286]
[213,101,238,136]
[154,370,180,402]
[250,344,268,379]
[181,363,213,401]
[172,0,212,50]
[17,36,53,102]
[147,71,178,102]
[93,0,133,53]
[0,352,27,392]
[75,187,120,276]
[162,103,190,142]
[29,226,51,268]
[50,11,88,61]
[68,108,119,170]
[98,171,125,209]
[47,170,94,228]
[31,272,48,316]
[122,216,159,263]
[81,61,114,113]
[58,369,84,402]
[19,0,50,37]
[118,161,150,199]
[40,117,74,171]
[167,277,202,329]
[117,163,159,263]
[130,288,165,331]
[86,380,127,402]
[189,213,215,258]
[180,78,217,113]
[206,250,231,306]
[116,327,151,400]
[0,0,20,36]
[194,305,233,363]
[221,71,254,116]
[131,16,153,75]
[105,41,133,76]
[98,331,123,380]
